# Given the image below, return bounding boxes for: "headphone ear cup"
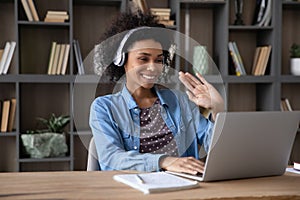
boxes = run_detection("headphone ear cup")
[119,52,125,67]
[113,52,125,67]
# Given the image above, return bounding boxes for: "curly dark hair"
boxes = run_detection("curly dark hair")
[102,11,164,40]
[97,11,172,82]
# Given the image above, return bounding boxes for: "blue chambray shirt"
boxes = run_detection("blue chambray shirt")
[89,85,214,172]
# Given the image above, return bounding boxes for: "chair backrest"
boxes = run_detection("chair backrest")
[87,137,101,171]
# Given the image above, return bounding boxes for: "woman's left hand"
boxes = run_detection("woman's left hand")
[178,71,224,121]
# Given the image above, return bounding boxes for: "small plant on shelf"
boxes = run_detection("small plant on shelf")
[290,43,300,58]
[26,113,70,134]
[21,114,70,159]
[290,43,300,75]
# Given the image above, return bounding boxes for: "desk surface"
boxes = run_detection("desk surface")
[0,171,300,200]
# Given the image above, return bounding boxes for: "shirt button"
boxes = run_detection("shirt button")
[134,146,137,150]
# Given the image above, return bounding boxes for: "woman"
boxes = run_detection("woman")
[89,12,224,175]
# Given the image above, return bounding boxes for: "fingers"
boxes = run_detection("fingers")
[160,156,205,175]
[182,157,205,174]
[178,71,195,92]
[184,72,204,86]
[195,73,208,85]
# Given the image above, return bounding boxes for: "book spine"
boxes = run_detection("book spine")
[51,44,61,75]
[260,45,272,75]
[251,47,261,75]
[7,98,16,132]
[47,42,57,75]
[56,44,66,74]
[228,42,241,76]
[21,0,33,21]
[0,42,11,75]
[1,100,10,132]
[61,44,70,75]
[232,41,246,75]
[74,40,84,75]
[2,41,16,75]
[27,0,40,21]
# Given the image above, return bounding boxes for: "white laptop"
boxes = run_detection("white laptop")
[167,111,300,182]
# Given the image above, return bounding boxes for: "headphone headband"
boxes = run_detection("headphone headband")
[113,26,151,67]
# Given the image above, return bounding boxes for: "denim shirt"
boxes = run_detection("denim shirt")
[89,85,214,172]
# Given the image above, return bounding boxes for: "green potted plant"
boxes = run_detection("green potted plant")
[290,43,300,75]
[21,114,70,159]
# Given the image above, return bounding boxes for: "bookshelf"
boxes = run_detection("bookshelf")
[0,0,299,172]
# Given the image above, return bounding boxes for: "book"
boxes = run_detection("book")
[232,41,246,75]
[158,20,175,26]
[47,42,57,75]
[150,8,171,13]
[251,47,261,75]
[1,100,10,132]
[27,0,39,21]
[73,40,84,75]
[133,0,148,13]
[281,98,293,111]
[21,0,33,21]
[44,18,66,23]
[51,44,61,75]
[45,14,69,20]
[284,98,293,111]
[228,41,242,76]
[0,42,11,74]
[56,44,66,74]
[61,44,70,75]
[128,0,140,14]
[259,45,272,75]
[2,41,16,75]
[7,98,16,132]
[47,11,68,15]
[254,46,267,75]
[0,49,4,60]
[113,172,199,194]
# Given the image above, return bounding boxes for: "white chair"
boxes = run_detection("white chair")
[87,137,101,171]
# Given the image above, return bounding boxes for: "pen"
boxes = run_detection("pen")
[135,174,145,184]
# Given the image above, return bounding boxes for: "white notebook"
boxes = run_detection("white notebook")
[113,172,199,194]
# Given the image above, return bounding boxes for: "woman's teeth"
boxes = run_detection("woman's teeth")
[142,74,156,80]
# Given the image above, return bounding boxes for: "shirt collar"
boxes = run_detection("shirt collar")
[120,85,169,110]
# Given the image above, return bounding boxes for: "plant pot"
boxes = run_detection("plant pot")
[290,58,300,75]
[21,133,68,159]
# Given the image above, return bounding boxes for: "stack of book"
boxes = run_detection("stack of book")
[0,98,16,133]
[0,41,16,75]
[47,42,70,75]
[150,8,174,27]
[228,41,246,76]
[280,98,293,112]
[44,11,69,23]
[20,0,40,21]
[251,45,272,76]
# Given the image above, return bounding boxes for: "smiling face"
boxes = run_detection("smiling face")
[124,39,164,93]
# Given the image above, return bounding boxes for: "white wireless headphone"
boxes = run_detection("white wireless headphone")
[113,26,151,67]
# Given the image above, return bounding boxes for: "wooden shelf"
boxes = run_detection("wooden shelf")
[19,157,72,163]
